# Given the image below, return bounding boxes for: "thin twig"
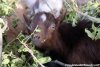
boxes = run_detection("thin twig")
[17,39,45,67]
[63,0,73,10]
[76,11,100,23]
[54,60,100,67]
[0,18,7,67]
[0,29,3,67]
[54,60,66,66]
[24,25,39,43]
[45,0,53,11]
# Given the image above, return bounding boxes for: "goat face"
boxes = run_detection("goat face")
[24,12,56,47]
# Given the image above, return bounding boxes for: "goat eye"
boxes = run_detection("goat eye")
[52,26,55,28]
[51,24,55,29]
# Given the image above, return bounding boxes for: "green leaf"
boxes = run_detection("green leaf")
[2,58,10,64]
[21,55,26,61]
[11,64,16,67]
[95,28,100,39]
[92,23,97,33]
[32,63,38,67]
[0,18,4,28]
[2,0,7,3]
[38,57,51,64]
[35,28,41,33]
[85,29,94,40]
[12,19,19,28]
[12,58,23,64]
[3,54,8,59]
[18,45,28,52]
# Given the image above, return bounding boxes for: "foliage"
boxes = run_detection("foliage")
[82,1,100,40]
[1,0,50,67]
[12,19,19,28]
[82,1,100,17]
[3,32,51,67]
[85,23,100,40]
[65,0,100,40]
[0,0,14,16]
[65,11,79,26]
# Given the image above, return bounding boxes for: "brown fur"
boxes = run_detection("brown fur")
[24,12,100,64]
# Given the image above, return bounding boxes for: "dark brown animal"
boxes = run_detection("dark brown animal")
[24,12,100,66]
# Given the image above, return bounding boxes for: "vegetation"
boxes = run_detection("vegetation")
[0,0,100,67]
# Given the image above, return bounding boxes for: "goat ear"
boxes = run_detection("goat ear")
[56,7,67,25]
[23,14,32,34]
[23,14,31,26]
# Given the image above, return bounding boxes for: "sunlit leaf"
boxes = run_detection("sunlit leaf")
[2,58,10,64]
[85,29,94,40]
[38,57,51,64]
